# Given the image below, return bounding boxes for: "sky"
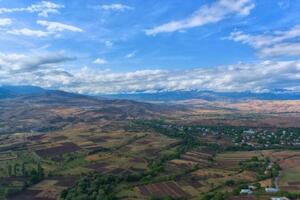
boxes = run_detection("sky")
[0,0,300,94]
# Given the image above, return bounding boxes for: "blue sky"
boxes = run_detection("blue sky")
[0,0,300,94]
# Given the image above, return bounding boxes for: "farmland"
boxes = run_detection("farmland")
[1,93,300,200]
[1,119,300,200]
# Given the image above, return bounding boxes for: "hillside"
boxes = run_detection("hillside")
[0,86,171,134]
[1,86,300,135]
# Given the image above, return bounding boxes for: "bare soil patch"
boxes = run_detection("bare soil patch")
[137,181,189,198]
[35,142,80,158]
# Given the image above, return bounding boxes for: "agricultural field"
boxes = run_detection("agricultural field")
[1,120,300,200]
[264,151,300,192]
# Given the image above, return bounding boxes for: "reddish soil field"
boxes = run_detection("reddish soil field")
[281,186,300,191]
[288,181,300,185]
[52,176,78,187]
[35,142,81,158]
[179,179,203,188]
[109,168,132,176]
[229,196,254,200]
[180,155,210,164]
[51,136,67,142]
[86,162,109,173]
[165,142,180,149]
[0,176,27,183]
[87,137,108,143]
[130,157,146,163]
[138,181,188,198]
[109,168,126,175]
[28,134,45,141]
[7,189,50,200]
[136,140,152,145]
[143,148,160,156]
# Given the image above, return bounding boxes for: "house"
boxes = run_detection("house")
[271,197,290,200]
[240,189,253,195]
[265,187,279,193]
[243,129,255,134]
[248,185,257,190]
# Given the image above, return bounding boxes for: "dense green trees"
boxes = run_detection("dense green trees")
[29,163,44,184]
[200,192,229,200]
[61,174,120,200]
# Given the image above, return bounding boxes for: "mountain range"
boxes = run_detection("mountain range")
[1,85,300,102]
[103,90,300,101]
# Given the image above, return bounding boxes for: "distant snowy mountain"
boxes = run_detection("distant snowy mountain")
[1,85,300,101]
[102,90,300,101]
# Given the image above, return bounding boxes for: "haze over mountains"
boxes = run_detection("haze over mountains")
[1,85,300,135]
[106,90,300,102]
[1,85,300,102]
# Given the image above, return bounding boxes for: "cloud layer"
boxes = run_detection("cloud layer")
[0,52,75,72]
[227,24,300,57]
[7,20,83,37]
[98,4,134,12]
[0,18,11,26]
[0,1,64,17]
[1,52,299,94]
[146,0,255,35]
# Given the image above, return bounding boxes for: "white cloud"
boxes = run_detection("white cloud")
[0,52,75,72]
[259,43,300,57]
[1,53,299,94]
[0,18,11,26]
[37,20,83,32]
[99,4,134,11]
[227,24,300,48]
[93,58,107,65]
[0,1,64,17]
[227,24,300,57]
[6,21,83,37]
[104,40,113,47]
[125,50,137,58]
[7,28,50,37]
[145,0,255,36]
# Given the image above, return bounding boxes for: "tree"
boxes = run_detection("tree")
[7,165,12,177]
[14,163,20,176]
[21,162,26,176]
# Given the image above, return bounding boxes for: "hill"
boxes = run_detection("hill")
[0,86,171,134]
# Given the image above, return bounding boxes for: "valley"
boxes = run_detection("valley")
[0,89,300,200]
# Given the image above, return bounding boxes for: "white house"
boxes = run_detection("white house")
[271,197,290,200]
[265,187,279,193]
[240,189,253,195]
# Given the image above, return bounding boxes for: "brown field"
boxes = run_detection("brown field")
[129,157,146,164]
[86,162,110,173]
[172,100,300,127]
[120,133,178,158]
[229,196,255,200]
[27,134,45,141]
[8,189,43,200]
[35,142,81,158]
[50,135,68,142]
[137,181,189,199]
[8,176,78,200]
[215,151,262,169]
[193,169,226,179]
[167,149,213,172]
[0,151,17,161]
[52,176,78,187]
[259,178,272,187]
